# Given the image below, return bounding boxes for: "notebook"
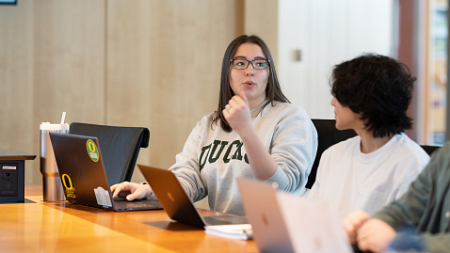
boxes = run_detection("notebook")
[237,177,353,253]
[49,132,163,212]
[138,164,248,229]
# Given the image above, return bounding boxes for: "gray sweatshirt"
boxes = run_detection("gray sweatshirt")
[169,101,318,216]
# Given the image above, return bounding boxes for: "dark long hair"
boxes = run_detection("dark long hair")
[212,35,290,132]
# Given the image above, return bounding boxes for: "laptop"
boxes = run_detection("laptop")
[237,177,353,253]
[138,164,248,229]
[49,132,163,211]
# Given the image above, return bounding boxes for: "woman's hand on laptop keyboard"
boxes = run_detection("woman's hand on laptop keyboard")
[111,181,153,201]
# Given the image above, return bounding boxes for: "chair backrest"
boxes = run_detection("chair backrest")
[420,145,440,156]
[306,119,357,189]
[69,122,150,186]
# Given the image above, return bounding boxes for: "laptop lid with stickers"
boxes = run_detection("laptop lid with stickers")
[50,132,162,211]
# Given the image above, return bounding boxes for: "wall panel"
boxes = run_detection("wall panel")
[244,0,278,63]
[106,0,153,181]
[278,0,394,119]
[32,0,106,183]
[0,1,34,182]
[107,0,238,184]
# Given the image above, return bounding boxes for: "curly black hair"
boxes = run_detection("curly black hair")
[331,54,415,138]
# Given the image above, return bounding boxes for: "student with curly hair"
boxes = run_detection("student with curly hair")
[308,54,430,219]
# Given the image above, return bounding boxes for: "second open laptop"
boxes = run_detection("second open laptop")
[49,132,162,212]
[138,164,248,229]
[237,177,353,253]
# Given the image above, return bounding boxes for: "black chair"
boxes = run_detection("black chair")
[306,119,357,189]
[69,122,150,186]
[420,145,441,156]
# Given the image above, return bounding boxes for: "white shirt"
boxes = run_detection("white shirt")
[308,133,430,219]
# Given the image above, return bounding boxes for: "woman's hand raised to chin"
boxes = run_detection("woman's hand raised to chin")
[223,91,277,180]
[223,91,253,136]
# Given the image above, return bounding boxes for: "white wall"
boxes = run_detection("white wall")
[278,0,394,119]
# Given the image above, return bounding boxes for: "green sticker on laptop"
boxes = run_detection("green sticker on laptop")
[86,139,99,162]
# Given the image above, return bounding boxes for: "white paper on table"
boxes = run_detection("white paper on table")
[205,224,253,240]
[276,191,352,253]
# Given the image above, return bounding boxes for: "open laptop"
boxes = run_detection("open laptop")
[49,132,163,212]
[237,177,353,253]
[138,164,248,229]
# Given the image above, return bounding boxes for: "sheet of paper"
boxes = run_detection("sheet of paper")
[205,224,253,240]
[276,192,352,253]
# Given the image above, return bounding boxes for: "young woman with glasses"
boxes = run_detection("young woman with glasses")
[112,35,318,216]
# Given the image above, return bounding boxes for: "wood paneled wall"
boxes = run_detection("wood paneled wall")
[0,2,33,146]
[244,0,278,63]
[0,0,239,185]
[32,0,106,183]
[1,1,35,183]
[106,0,238,181]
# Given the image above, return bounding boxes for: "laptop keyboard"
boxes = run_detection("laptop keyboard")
[203,216,233,225]
[203,215,248,226]
[114,199,162,210]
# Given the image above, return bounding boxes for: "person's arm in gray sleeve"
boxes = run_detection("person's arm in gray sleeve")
[266,108,318,193]
[169,119,207,202]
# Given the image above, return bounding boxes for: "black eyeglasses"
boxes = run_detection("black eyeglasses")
[230,59,270,70]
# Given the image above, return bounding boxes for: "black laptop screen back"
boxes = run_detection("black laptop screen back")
[138,165,206,228]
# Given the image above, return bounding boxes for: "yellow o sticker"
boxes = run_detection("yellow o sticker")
[86,139,99,162]
[62,174,73,190]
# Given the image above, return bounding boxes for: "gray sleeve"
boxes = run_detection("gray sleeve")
[266,108,318,194]
[421,233,450,253]
[168,119,207,202]
[388,232,450,253]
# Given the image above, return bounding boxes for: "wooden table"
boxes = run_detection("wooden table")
[0,185,258,253]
